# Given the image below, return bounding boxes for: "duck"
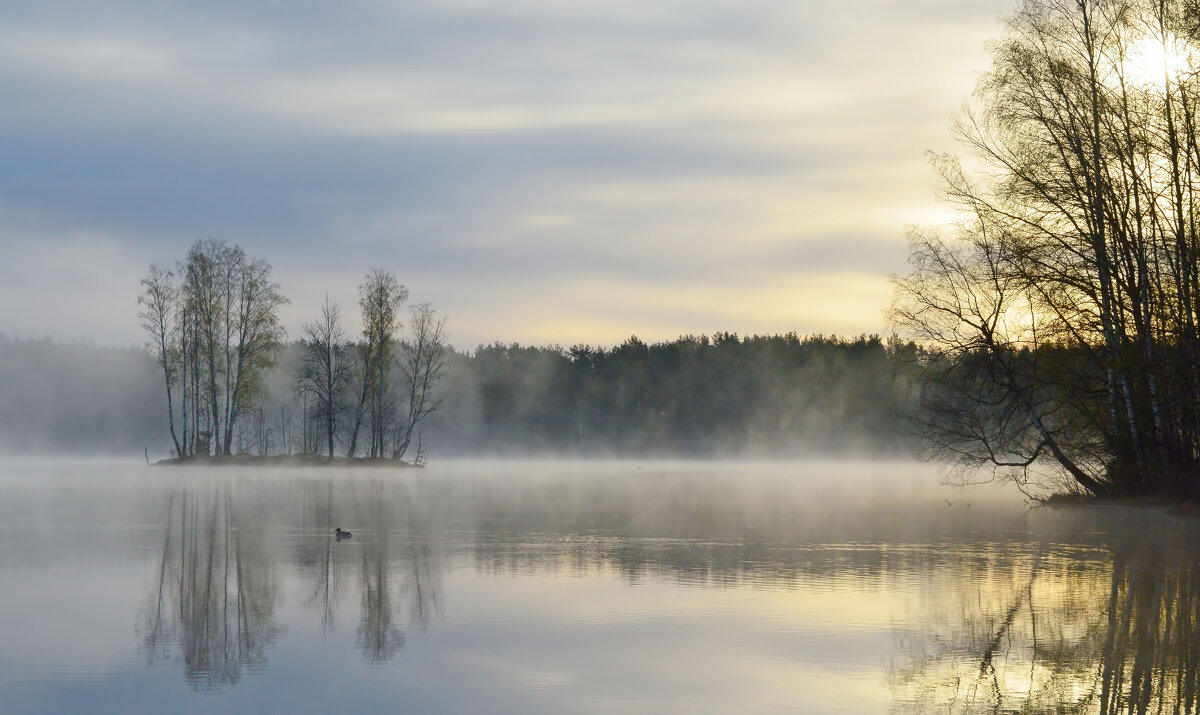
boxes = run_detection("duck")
[334,527,352,540]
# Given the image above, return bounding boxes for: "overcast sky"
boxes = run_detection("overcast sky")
[0,0,1013,350]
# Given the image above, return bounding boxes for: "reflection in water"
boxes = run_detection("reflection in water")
[358,482,404,663]
[353,480,442,663]
[138,487,283,689]
[296,481,341,637]
[14,461,1200,711]
[892,511,1200,714]
[138,476,444,686]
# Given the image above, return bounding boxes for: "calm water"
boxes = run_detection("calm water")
[0,459,1196,714]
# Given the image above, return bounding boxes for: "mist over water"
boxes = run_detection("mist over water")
[1,458,1192,713]
[0,334,915,460]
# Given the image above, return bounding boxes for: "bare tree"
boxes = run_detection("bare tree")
[394,303,448,461]
[346,269,407,458]
[892,211,1106,496]
[180,240,225,454]
[138,265,183,457]
[295,297,352,458]
[222,254,288,454]
[894,0,1200,497]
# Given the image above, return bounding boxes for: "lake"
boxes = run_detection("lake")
[0,459,1195,714]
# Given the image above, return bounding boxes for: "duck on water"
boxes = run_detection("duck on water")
[335,528,352,540]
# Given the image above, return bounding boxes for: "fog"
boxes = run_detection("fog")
[0,333,920,460]
[0,335,162,454]
[8,459,1192,712]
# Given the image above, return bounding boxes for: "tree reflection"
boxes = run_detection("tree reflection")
[139,476,447,685]
[355,480,442,664]
[138,486,283,689]
[236,476,445,666]
[892,515,1200,714]
[357,482,404,663]
[398,488,441,631]
[295,480,342,637]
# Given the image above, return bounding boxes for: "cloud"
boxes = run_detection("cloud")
[0,226,155,346]
[0,0,1013,348]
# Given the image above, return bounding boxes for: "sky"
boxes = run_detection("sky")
[0,0,1013,350]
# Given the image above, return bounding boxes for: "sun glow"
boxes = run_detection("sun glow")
[1123,32,1192,88]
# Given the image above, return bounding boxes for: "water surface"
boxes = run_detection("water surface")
[0,459,1194,713]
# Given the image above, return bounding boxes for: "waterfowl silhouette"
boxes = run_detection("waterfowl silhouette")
[335,527,352,540]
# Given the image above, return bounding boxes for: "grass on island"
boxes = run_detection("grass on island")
[154,453,423,468]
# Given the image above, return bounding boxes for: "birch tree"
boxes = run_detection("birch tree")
[295,296,352,458]
[894,0,1200,497]
[346,269,407,458]
[151,239,287,456]
[138,265,183,457]
[394,303,448,462]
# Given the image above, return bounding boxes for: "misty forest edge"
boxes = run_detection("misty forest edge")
[133,238,921,467]
[105,0,1200,500]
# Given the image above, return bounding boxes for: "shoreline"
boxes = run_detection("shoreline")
[153,454,424,468]
[1041,491,1200,515]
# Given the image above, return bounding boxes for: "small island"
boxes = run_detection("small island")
[153,453,424,467]
[139,243,447,467]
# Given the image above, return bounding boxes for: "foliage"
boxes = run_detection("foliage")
[138,240,287,457]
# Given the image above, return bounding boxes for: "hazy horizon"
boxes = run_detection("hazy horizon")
[10,4,1200,712]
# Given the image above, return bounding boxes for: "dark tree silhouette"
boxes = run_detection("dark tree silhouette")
[394,303,448,462]
[138,265,182,457]
[295,296,352,458]
[346,269,407,459]
[894,0,1200,498]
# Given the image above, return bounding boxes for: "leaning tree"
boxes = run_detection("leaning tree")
[894,0,1200,498]
[394,303,449,462]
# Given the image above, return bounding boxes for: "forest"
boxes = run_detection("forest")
[0,236,922,461]
[0,331,920,459]
[431,333,918,456]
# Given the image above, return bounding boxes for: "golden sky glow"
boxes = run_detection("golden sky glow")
[0,1,1015,348]
[1123,32,1191,88]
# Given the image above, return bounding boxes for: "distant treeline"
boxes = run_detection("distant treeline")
[0,332,921,458]
[424,333,920,456]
